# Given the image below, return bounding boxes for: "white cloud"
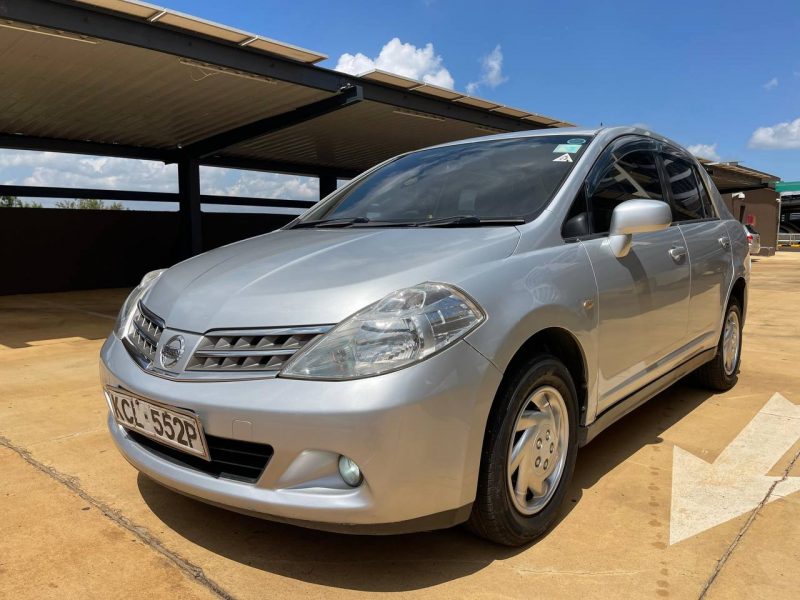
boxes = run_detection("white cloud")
[200,167,318,201]
[0,150,178,191]
[466,45,507,95]
[748,117,800,149]
[686,143,720,161]
[763,77,779,91]
[334,37,455,89]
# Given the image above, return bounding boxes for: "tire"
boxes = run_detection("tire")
[467,354,578,546]
[693,297,743,391]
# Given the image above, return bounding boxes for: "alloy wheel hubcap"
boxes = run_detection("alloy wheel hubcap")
[722,310,740,376]
[507,385,569,515]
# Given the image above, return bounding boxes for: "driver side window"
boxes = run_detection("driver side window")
[587,149,663,234]
[562,138,668,240]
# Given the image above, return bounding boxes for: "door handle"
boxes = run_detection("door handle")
[668,246,687,262]
[719,236,731,249]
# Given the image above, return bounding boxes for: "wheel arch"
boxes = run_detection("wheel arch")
[497,327,589,425]
[729,276,747,323]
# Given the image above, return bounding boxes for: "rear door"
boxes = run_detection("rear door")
[576,137,691,412]
[660,147,731,349]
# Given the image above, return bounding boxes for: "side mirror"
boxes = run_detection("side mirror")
[608,199,672,258]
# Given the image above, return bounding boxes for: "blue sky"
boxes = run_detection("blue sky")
[3,0,799,209]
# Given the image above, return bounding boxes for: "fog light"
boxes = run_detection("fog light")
[338,455,363,487]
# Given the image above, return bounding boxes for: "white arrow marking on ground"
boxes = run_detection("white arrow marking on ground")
[670,393,800,545]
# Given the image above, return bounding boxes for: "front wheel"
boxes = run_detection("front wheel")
[467,354,578,546]
[693,298,743,391]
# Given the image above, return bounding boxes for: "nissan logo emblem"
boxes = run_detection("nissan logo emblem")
[160,335,185,368]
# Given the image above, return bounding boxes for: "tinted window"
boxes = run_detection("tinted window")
[662,153,704,221]
[696,168,717,218]
[587,149,663,234]
[296,136,592,224]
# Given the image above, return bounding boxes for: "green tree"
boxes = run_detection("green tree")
[0,195,42,208]
[55,198,125,210]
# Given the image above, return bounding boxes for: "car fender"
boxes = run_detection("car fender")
[463,242,599,423]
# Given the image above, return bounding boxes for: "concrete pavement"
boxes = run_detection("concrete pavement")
[1,253,798,599]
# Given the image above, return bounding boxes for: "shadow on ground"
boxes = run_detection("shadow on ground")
[139,380,713,592]
[0,289,127,348]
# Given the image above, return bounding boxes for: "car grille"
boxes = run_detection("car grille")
[127,429,273,483]
[186,326,332,373]
[129,303,164,364]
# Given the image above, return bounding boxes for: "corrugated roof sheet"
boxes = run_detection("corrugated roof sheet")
[0,26,330,148]
[77,0,328,63]
[229,101,514,171]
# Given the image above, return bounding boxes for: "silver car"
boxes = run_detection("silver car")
[744,224,761,255]
[101,127,749,545]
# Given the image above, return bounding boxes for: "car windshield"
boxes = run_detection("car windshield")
[293,135,592,227]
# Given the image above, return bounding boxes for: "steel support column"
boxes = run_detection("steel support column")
[178,158,202,257]
[319,175,337,199]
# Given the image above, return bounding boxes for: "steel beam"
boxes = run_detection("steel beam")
[0,185,315,210]
[0,135,360,178]
[0,185,176,202]
[186,86,363,159]
[200,195,316,209]
[201,155,360,179]
[0,134,177,162]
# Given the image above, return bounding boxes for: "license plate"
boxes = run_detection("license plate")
[106,388,209,460]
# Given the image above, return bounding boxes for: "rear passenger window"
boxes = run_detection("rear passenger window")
[662,153,704,221]
[695,168,718,218]
[587,149,663,234]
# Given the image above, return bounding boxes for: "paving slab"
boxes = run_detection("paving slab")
[1,253,799,599]
[705,496,800,600]
[0,446,218,600]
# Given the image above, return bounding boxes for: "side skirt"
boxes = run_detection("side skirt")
[578,348,716,446]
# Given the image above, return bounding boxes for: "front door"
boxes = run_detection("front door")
[577,137,691,412]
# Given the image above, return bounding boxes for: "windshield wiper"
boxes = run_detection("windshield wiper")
[292,215,526,229]
[291,217,370,229]
[415,215,526,228]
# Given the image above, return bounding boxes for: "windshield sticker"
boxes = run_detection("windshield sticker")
[567,138,586,144]
[553,143,582,154]
[553,153,573,163]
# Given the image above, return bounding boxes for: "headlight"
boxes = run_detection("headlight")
[114,269,166,338]
[280,282,485,380]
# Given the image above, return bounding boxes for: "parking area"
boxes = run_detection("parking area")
[1,254,798,600]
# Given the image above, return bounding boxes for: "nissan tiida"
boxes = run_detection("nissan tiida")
[102,127,748,545]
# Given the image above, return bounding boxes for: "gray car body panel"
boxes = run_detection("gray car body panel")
[101,126,749,531]
[145,227,520,331]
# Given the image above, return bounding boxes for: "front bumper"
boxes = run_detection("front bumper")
[101,334,502,532]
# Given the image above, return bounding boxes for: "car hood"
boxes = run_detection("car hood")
[144,227,520,331]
